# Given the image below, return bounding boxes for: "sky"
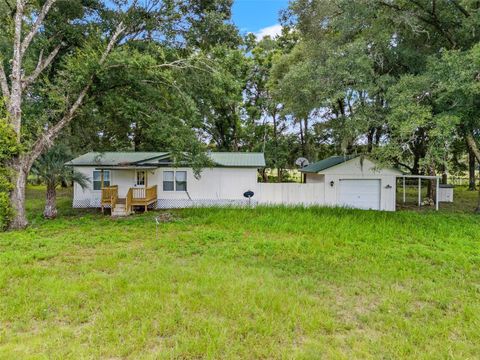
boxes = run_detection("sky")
[232,0,290,39]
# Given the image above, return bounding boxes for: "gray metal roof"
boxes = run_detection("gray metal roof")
[66,151,265,168]
[208,152,265,167]
[65,152,167,166]
[300,155,358,173]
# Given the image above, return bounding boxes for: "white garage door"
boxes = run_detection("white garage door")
[339,179,381,210]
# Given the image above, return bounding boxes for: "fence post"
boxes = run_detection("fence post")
[418,178,421,207]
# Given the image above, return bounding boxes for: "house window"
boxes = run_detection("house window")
[136,170,145,186]
[163,171,174,191]
[176,171,187,191]
[93,170,110,190]
[163,171,187,191]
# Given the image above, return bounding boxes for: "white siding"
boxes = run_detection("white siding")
[305,173,325,184]
[319,157,400,211]
[72,157,399,211]
[154,167,258,201]
[320,158,401,177]
[72,166,258,208]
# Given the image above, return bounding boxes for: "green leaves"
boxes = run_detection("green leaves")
[0,103,20,229]
[32,144,90,190]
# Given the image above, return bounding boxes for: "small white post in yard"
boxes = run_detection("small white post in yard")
[436,177,440,211]
[403,177,406,203]
[418,178,421,207]
[155,216,160,240]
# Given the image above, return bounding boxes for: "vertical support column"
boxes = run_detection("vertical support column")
[145,170,148,212]
[403,177,406,203]
[436,177,439,211]
[418,178,421,207]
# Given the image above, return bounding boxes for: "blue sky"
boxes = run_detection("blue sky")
[232,0,290,38]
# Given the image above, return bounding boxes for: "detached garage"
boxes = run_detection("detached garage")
[300,155,402,211]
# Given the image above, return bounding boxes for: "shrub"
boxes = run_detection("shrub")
[0,108,21,230]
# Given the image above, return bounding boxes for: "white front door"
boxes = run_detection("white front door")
[339,179,381,210]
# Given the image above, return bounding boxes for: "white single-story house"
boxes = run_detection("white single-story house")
[66,152,419,215]
[66,152,265,215]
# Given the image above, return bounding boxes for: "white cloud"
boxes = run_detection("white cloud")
[255,24,283,40]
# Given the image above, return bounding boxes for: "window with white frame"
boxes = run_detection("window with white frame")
[163,170,187,191]
[175,171,187,191]
[136,170,145,186]
[163,171,174,191]
[93,170,110,190]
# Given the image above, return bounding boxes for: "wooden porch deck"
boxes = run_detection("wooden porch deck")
[101,185,157,214]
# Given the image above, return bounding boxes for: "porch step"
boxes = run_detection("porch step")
[111,203,131,217]
[112,211,129,217]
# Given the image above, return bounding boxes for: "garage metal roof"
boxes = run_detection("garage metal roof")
[300,155,358,173]
[66,151,266,168]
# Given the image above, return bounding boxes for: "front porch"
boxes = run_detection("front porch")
[101,185,158,215]
[97,168,158,216]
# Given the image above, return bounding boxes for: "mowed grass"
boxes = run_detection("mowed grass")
[0,187,480,358]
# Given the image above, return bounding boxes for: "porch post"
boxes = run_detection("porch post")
[436,177,439,211]
[145,170,148,212]
[418,178,421,207]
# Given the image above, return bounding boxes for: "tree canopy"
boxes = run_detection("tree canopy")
[2,0,480,228]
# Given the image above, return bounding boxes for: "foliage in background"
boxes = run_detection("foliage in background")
[271,0,480,175]
[0,102,21,229]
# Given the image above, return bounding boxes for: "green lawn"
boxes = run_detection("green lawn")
[1,187,480,358]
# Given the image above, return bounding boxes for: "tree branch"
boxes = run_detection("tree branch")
[20,0,57,56]
[22,43,62,90]
[9,0,25,135]
[0,62,10,99]
[450,0,470,17]
[379,0,456,47]
[406,0,456,47]
[466,133,480,163]
[2,0,15,17]
[28,21,126,160]
[396,161,414,173]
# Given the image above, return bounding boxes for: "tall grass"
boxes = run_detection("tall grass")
[0,187,479,358]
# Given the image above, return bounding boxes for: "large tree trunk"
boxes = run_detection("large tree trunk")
[427,165,436,202]
[412,153,421,175]
[261,168,268,183]
[5,20,126,230]
[44,182,57,219]
[298,120,305,156]
[303,117,309,158]
[8,157,30,230]
[468,148,476,191]
[465,133,480,212]
[367,129,374,153]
